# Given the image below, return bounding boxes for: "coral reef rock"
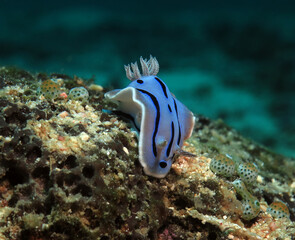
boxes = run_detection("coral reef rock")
[0,66,294,240]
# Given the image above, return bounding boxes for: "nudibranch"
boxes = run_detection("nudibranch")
[105,56,195,178]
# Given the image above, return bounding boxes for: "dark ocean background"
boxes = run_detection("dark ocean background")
[1,0,294,157]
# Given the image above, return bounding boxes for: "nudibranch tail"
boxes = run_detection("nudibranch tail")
[124,55,159,81]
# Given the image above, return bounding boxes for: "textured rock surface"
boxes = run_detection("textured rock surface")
[0,66,294,239]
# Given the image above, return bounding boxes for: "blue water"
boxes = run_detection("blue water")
[1,1,294,157]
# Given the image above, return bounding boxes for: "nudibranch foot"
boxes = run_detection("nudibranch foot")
[175,148,196,158]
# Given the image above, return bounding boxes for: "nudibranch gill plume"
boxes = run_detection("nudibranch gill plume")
[105,56,195,178]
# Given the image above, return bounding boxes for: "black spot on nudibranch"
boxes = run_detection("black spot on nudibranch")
[155,77,168,98]
[159,161,167,168]
[137,80,144,84]
[168,104,172,112]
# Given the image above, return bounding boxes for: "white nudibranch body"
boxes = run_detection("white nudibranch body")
[105,56,195,178]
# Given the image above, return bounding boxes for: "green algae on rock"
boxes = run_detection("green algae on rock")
[0,66,294,239]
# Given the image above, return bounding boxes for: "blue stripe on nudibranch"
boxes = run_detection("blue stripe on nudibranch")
[155,77,168,98]
[166,121,175,157]
[177,125,181,146]
[136,88,160,158]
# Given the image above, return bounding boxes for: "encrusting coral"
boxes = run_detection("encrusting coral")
[267,201,290,219]
[40,78,63,100]
[232,179,261,220]
[0,66,294,240]
[209,153,236,178]
[68,87,89,103]
[236,162,259,185]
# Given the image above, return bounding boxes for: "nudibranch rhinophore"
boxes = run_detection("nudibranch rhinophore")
[105,56,195,178]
